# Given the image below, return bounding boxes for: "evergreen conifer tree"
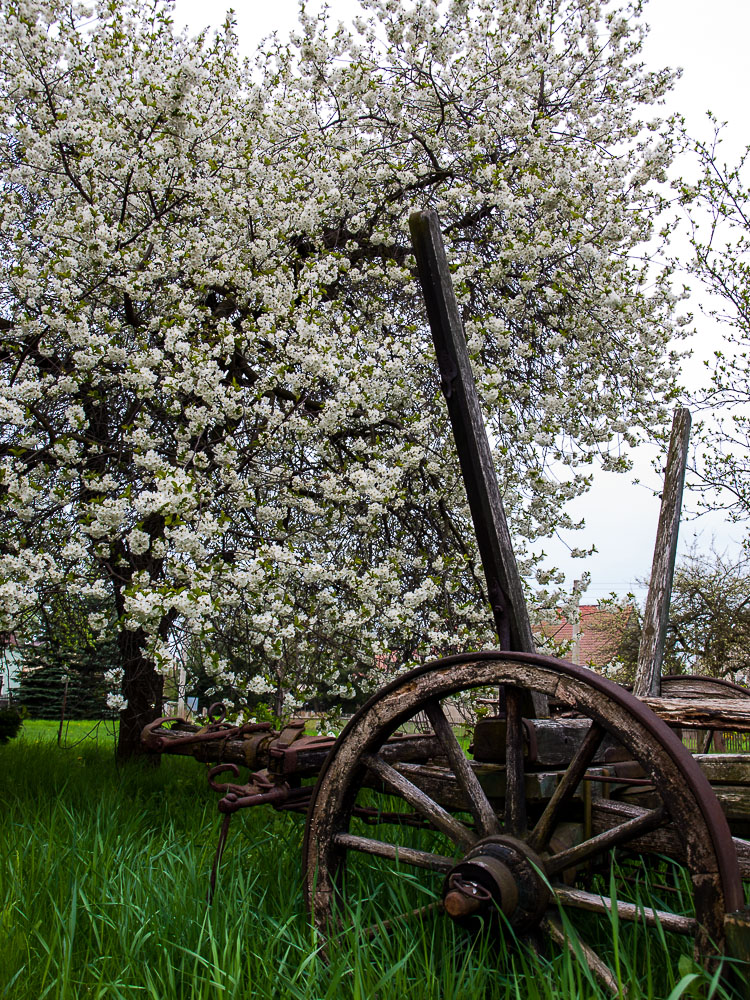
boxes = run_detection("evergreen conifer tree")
[17,594,119,720]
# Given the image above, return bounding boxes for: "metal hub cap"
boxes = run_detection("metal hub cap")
[442,835,550,931]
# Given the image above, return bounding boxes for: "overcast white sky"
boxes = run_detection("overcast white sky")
[171,0,750,601]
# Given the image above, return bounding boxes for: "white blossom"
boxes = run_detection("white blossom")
[0,0,683,741]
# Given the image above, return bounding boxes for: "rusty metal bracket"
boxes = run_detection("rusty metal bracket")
[269,734,336,774]
[206,761,312,815]
[142,715,272,753]
[242,730,275,768]
[273,720,306,748]
[217,782,312,814]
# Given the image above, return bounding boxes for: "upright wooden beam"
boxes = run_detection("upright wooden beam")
[409,209,537,658]
[633,408,692,698]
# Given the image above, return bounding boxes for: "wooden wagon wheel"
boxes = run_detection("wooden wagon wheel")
[303,651,744,987]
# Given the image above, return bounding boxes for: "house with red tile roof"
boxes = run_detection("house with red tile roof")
[538,604,636,668]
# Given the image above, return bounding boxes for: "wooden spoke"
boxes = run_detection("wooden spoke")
[303,651,743,970]
[504,685,526,835]
[333,832,454,873]
[528,721,606,852]
[362,901,443,941]
[545,805,667,877]
[361,753,477,851]
[554,884,697,936]
[543,914,619,996]
[424,699,501,839]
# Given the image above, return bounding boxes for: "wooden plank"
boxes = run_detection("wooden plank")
[345,790,750,878]
[472,716,630,767]
[633,408,691,697]
[386,760,614,810]
[546,805,667,878]
[732,837,750,879]
[642,698,750,731]
[661,675,750,700]
[529,722,606,852]
[692,754,750,785]
[592,799,750,878]
[408,211,540,685]
[713,786,750,822]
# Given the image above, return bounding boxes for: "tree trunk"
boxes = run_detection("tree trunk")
[274,681,285,721]
[117,626,164,761]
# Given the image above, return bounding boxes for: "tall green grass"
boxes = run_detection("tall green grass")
[0,733,742,999]
[17,717,119,746]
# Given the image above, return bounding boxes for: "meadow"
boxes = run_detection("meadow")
[0,722,743,999]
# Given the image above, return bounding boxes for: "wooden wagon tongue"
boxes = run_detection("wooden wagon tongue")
[408,210,536,662]
[408,208,691,705]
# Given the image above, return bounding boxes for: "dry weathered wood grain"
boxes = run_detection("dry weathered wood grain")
[408,210,536,657]
[643,698,750,731]
[660,676,750,700]
[692,754,750,784]
[633,408,691,698]
[472,716,629,767]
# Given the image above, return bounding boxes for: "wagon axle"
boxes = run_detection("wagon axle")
[442,835,549,932]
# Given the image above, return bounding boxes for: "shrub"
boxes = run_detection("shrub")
[0,707,23,744]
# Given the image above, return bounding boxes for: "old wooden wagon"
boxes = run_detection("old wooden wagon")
[142,211,750,993]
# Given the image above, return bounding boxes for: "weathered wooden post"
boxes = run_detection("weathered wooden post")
[408,209,547,734]
[633,407,692,698]
[408,209,536,655]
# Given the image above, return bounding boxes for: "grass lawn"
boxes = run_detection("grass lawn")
[17,717,119,747]
[0,726,744,999]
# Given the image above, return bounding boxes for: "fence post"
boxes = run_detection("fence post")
[633,408,691,698]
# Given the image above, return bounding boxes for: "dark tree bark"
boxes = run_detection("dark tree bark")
[117,626,164,761]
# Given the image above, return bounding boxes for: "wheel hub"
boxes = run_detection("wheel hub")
[442,835,550,932]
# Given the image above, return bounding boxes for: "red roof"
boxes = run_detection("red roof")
[539,605,633,667]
